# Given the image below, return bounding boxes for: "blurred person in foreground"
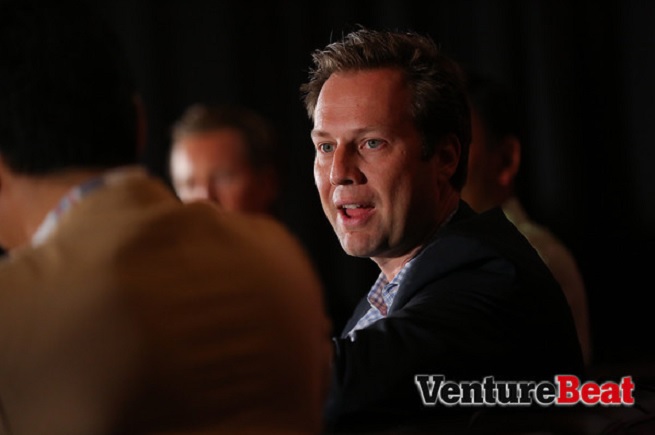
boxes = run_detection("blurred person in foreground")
[462,72,592,366]
[0,2,331,434]
[170,104,282,216]
[301,28,584,433]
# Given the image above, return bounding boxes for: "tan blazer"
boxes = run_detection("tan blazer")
[502,197,591,366]
[0,176,332,435]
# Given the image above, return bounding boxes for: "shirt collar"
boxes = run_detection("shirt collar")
[31,166,147,247]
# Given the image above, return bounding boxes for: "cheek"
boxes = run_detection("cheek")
[315,181,332,212]
[236,175,262,198]
[373,171,408,224]
[389,167,435,218]
[313,163,330,193]
[210,177,241,202]
[379,159,414,197]
[313,168,335,221]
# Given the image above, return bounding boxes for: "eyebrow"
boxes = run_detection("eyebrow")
[311,127,385,139]
[310,130,331,139]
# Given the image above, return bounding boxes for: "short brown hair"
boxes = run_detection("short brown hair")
[172,104,279,170]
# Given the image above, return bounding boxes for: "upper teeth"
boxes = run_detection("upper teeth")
[342,204,361,209]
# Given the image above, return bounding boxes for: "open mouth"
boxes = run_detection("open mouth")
[338,203,374,219]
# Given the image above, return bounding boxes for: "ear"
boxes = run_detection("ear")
[133,94,148,157]
[497,135,521,188]
[432,134,461,182]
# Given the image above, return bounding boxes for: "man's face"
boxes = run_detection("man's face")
[311,68,447,260]
[461,107,509,212]
[170,128,276,214]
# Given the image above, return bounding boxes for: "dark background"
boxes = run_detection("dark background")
[93,0,654,367]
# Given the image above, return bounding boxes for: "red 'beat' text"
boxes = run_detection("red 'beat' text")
[556,375,635,405]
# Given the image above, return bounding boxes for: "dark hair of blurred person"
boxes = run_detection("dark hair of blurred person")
[0,0,139,176]
[0,1,331,434]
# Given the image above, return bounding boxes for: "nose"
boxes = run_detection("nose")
[329,144,365,186]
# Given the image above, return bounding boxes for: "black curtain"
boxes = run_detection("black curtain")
[94,0,655,364]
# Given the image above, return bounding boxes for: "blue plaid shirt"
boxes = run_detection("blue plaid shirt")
[347,257,416,340]
[31,166,147,247]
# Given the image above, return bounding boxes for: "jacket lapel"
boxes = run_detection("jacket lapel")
[388,201,478,313]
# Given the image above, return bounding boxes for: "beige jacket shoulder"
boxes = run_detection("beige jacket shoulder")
[0,176,331,435]
[503,197,591,366]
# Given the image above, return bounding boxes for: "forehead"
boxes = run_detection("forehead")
[176,128,248,156]
[313,68,412,130]
[319,68,408,105]
[171,128,253,175]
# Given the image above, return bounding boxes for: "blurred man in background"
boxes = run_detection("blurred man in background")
[170,104,282,217]
[462,73,591,366]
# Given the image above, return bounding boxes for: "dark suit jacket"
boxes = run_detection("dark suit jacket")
[325,202,584,433]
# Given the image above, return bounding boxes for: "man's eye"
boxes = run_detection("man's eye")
[364,139,383,149]
[318,143,336,153]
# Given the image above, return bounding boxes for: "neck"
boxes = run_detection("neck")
[373,244,422,282]
[374,190,460,281]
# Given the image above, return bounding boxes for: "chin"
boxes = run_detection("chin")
[339,237,376,258]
